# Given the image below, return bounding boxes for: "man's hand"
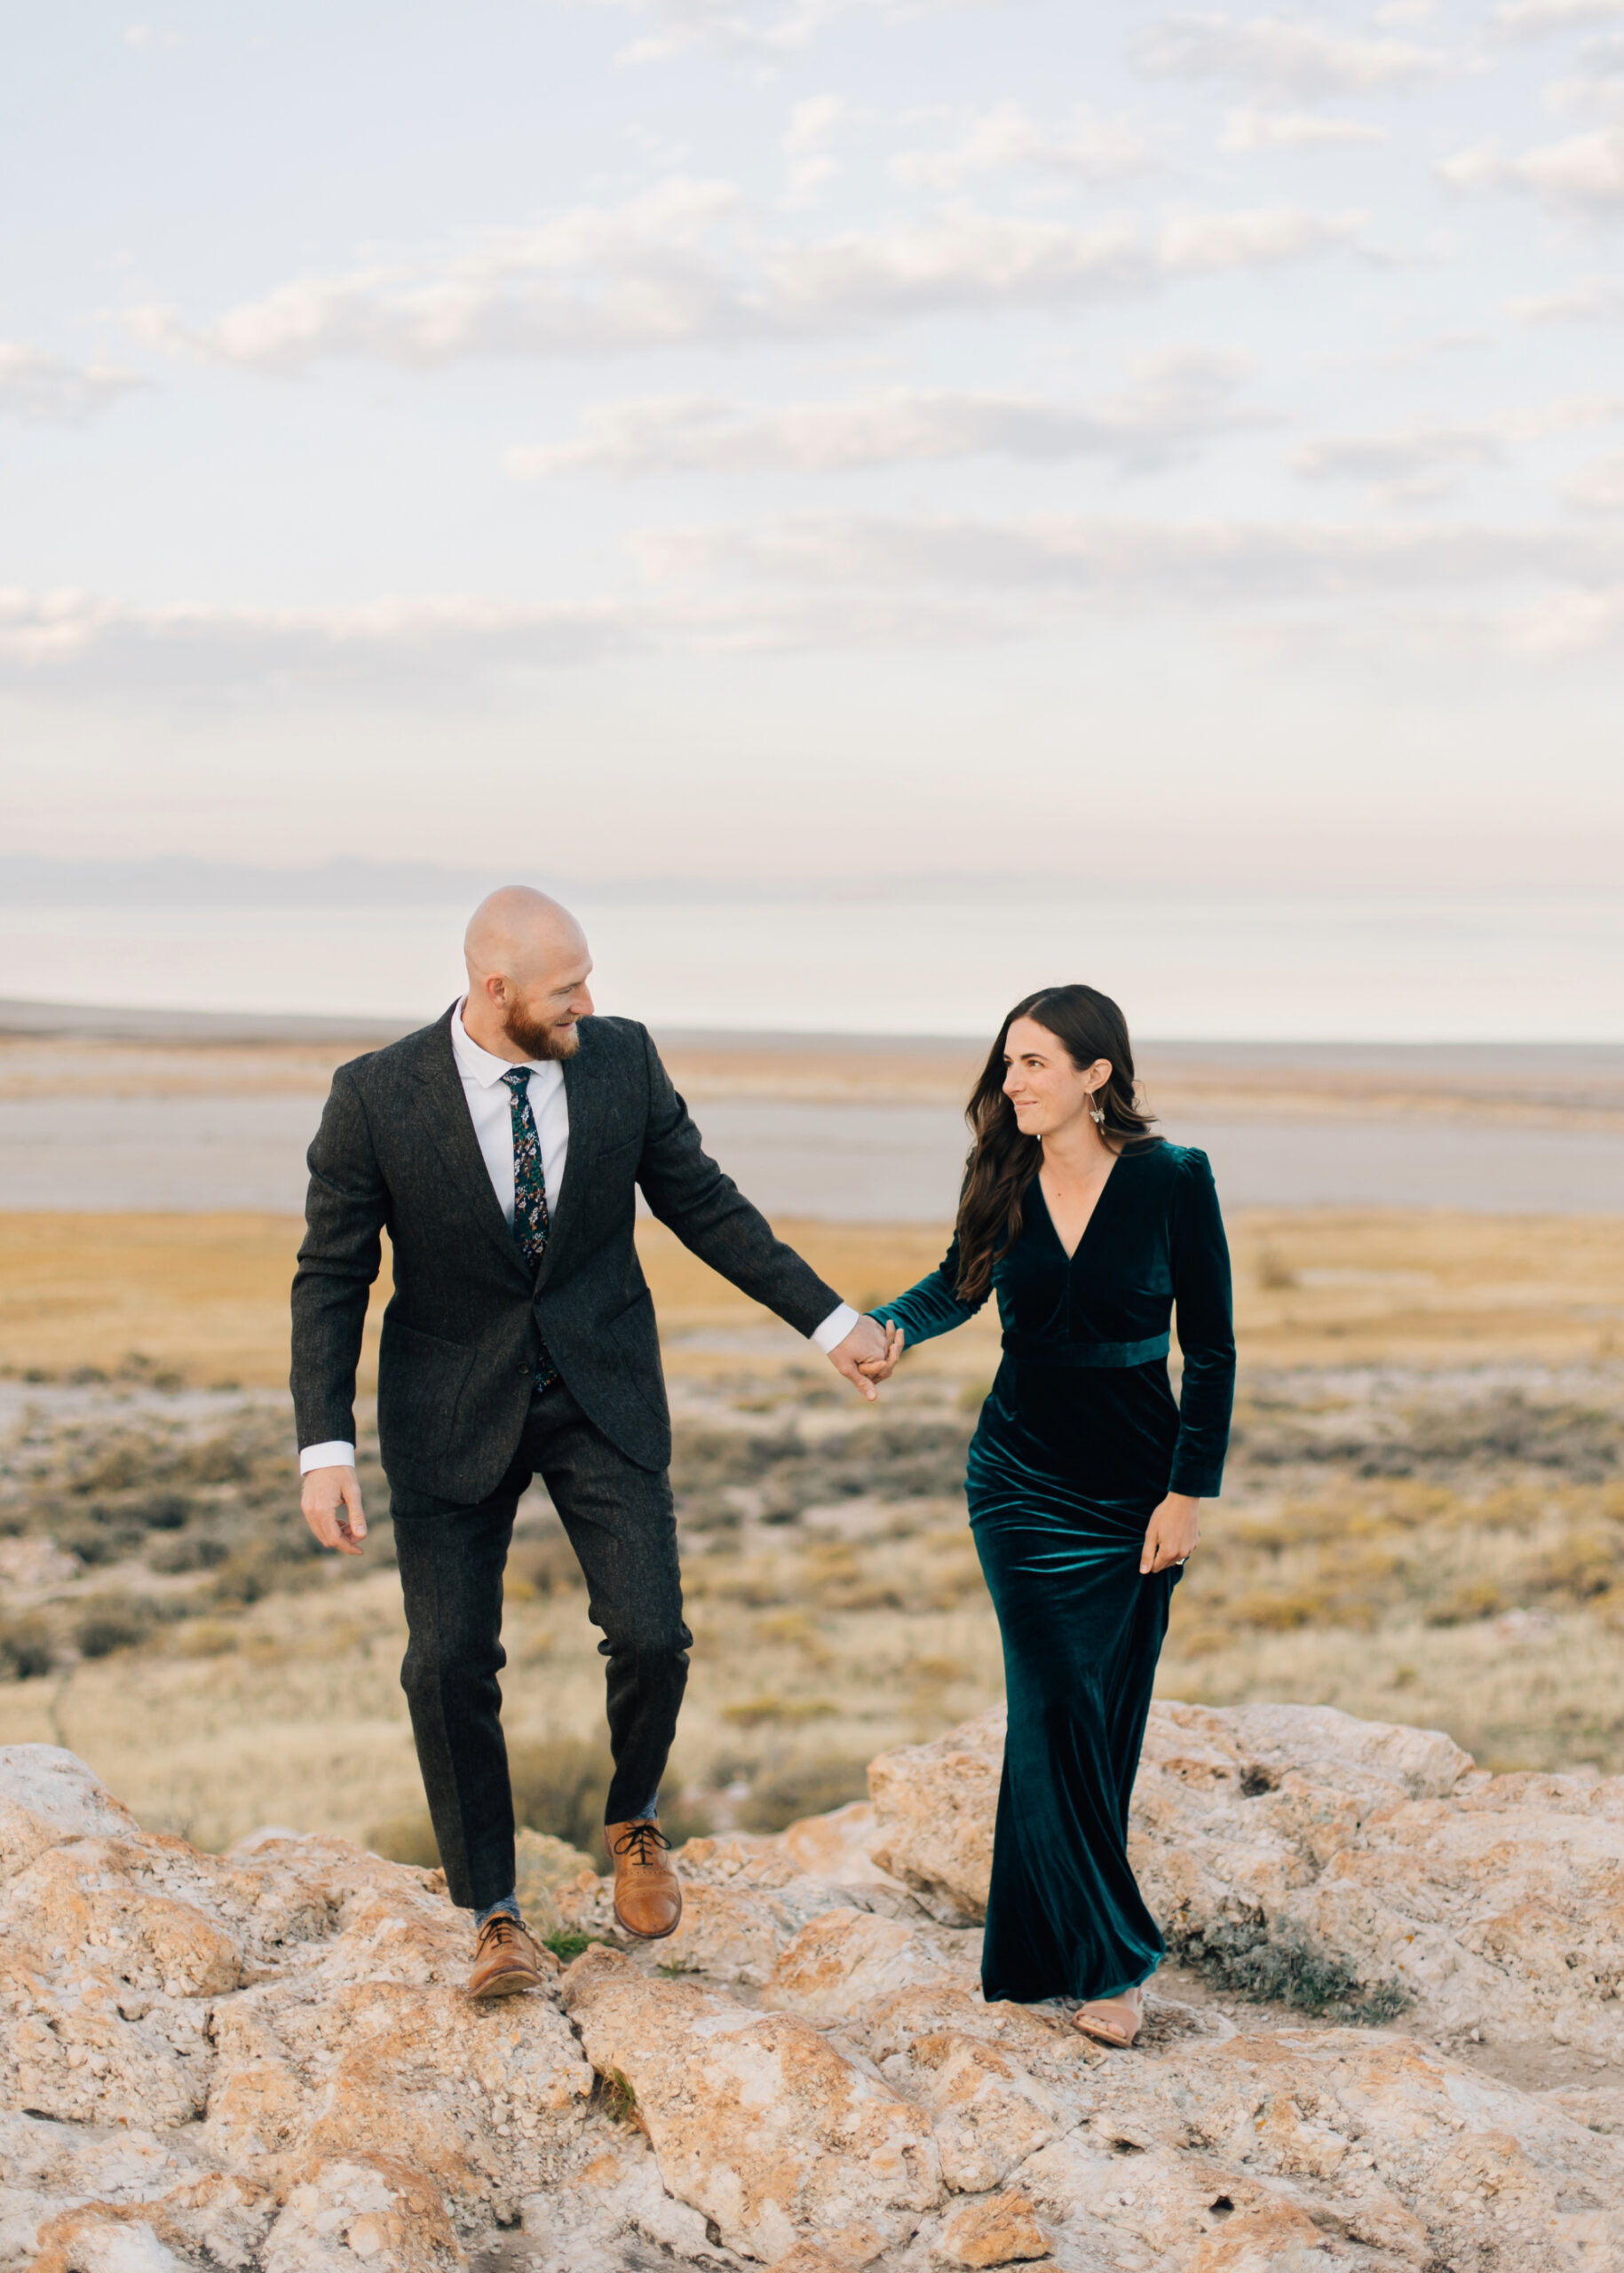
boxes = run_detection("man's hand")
[1140,1493,1200,1576]
[828,1314,896,1403]
[302,1465,368,1556]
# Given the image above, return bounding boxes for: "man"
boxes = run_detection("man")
[293,888,891,1999]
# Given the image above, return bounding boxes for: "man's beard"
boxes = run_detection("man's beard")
[502,1004,582,1061]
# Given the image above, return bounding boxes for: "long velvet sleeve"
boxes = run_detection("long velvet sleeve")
[870,1236,988,1347]
[1167,1149,1235,1498]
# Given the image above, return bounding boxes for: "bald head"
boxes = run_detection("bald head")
[462,887,594,1063]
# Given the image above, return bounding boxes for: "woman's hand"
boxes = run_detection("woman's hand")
[1141,1493,1200,1576]
[857,1322,906,1382]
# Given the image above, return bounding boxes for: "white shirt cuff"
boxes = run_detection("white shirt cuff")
[810,1302,861,1354]
[300,1441,356,1473]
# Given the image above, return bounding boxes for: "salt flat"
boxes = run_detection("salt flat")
[2,1018,1620,1214]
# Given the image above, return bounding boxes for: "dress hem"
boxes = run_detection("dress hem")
[982,1952,1163,2008]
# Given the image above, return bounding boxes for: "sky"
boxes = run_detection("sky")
[4,0,1624,897]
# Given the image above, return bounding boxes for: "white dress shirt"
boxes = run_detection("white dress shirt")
[300,1002,859,1470]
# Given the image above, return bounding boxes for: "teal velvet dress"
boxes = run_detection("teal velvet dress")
[871,1140,1234,2006]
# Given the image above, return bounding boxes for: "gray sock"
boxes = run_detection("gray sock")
[474,1891,522,1931]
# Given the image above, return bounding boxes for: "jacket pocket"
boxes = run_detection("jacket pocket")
[377,1319,477,1466]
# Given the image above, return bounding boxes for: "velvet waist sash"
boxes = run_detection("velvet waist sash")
[1001,1330,1171,1368]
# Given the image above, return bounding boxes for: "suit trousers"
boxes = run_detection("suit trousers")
[388,1381,691,1912]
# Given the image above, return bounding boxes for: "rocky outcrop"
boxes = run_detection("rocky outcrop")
[870,1699,1624,2066]
[4,1714,1624,2272]
[562,1945,943,2264]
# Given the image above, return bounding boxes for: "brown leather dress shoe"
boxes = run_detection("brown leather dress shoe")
[469,1913,546,1999]
[606,1818,682,1940]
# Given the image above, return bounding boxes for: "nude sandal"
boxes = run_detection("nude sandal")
[1073,1986,1143,2049]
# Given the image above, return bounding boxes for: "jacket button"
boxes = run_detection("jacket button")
[516,1363,531,1375]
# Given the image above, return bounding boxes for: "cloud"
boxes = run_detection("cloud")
[504,352,1271,479]
[1293,423,1506,498]
[0,587,646,694]
[132,189,1361,370]
[1293,397,1624,495]
[0,342,147,424]
[1505,584,1624,649]
[1157,204,1360,269]
[891,102,1157,191]
[1495,0,1624,37]
[783,94,849,201]
[1136,13,1448,95]
[581,0,994,63]
[1544,51,1624,121]
[1565,447,1624,506]
[633,507,1620,613]
[129,179,749,368]
[1512,273,1624,318]
[784,94,848,154]
[1440,126,1624,206]
[10,495,1622,703]
[1220,106,1390,148]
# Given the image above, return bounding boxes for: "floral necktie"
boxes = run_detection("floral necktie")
[503,1068,558,1388]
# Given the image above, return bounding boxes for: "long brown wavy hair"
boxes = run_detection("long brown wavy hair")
[953,985,1160,1304]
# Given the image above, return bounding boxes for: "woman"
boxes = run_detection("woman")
[859,986,1234,2047]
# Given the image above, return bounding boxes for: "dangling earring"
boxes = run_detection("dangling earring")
[1088,1083,1105,1129]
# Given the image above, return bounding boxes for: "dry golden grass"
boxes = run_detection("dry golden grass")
[3,1174,1620,1855]
[1157,1608,1624,1779]
[0,1214,381,1390]
[9,1448,1624,1849]
[0,1540,1006,1853]
[3,1207,1620,1388]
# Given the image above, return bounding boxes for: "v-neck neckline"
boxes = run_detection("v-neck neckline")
[1034,1151,1121,1264]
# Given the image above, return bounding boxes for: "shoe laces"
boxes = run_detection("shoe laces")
[478,1913,525,1951]
[613,1820,670,1867]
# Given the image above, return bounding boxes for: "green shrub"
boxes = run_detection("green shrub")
[172,1437,253,1485]
[505,1737,711,1866]
[367,1810,440,1868]
[508,1737,615,1864]
[1175,1918,1408,2025]
[0,1616,53,1682]
[74,1592,157,1659]
[739,1756,871,1833]
[207,1535,322,1605]
[130,1493,193,1531]
[544,1929,595,1961]
[505,1533,586,1596]
[147,1533,230,1574]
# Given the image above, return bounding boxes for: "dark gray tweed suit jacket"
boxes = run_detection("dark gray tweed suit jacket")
[289,1008,841,1498]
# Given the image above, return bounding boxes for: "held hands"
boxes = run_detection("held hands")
[301,1466,368,1556]
[1141,1493,1200,1576]
[827,1316,906,1401]
[859,1321,905,1382]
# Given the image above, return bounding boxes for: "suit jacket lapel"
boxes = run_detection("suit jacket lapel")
[413,1010,534,1287]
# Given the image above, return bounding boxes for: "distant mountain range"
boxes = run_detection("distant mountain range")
[2,855,561,907]
[2,856,1074,908]
[0,856,1588,911]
